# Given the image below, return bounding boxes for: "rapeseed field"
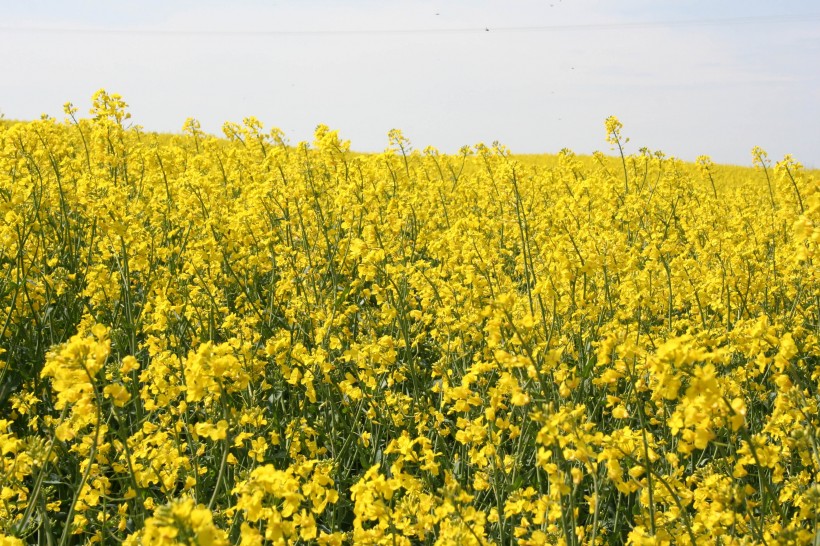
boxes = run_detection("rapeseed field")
[0,91,818,545]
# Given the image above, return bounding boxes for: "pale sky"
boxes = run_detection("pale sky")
[1,1,819,166]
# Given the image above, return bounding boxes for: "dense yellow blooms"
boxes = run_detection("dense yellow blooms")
[0,94,818,544]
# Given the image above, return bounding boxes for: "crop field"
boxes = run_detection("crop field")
[0,91,818,545]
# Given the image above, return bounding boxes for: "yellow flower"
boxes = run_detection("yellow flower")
[194,420,229,442]
[103,383,130,407]
[611,405,629,419]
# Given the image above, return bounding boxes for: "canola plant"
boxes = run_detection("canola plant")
[0,91,818,545]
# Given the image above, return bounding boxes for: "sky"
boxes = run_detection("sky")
[1,1,819,166]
